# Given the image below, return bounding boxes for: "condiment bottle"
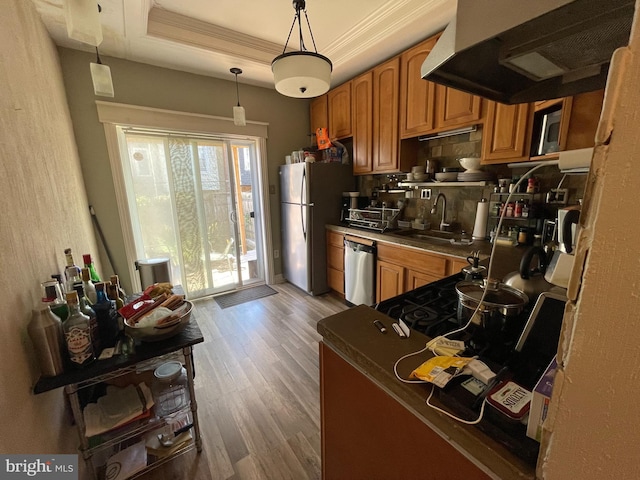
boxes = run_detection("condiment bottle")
[506,203,514,217]
[63,291,95,368]
[28,304,65,377]
[514,200,522,218]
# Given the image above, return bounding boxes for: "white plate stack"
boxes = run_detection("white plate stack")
[457,170,495,182]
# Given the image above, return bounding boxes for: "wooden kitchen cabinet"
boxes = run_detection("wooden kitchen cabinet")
[376,242,453,303]
[320,342,491,480]
[482,101,534,164]
[436,85,483,130]
[352,71,373,175]
[400,36,438,138]
[310,94,328,137]
[328,81,352,139]
[372,57,401,173]
[400,34,483,139]
[326,231,345,295]
[377,259,405,302]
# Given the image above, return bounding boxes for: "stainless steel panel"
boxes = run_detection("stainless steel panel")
[344,240,376,306]
[281,202,310,293]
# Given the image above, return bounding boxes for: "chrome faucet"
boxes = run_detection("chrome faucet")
[430,193,450,231]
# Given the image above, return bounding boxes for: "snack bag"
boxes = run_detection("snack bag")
[316,127,333,150]
[410,356,473,388]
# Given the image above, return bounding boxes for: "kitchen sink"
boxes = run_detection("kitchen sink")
[392,229,457,243]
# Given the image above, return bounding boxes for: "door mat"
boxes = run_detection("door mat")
[215,285,278,309]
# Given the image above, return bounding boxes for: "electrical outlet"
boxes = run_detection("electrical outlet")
[274,249,279,259]
[546,188,569,205]
[269,184,276,195]
[420,188,432,200]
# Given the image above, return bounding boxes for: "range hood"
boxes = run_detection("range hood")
[422,0,634,104]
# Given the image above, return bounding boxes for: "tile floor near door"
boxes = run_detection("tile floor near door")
[139,283,348,480]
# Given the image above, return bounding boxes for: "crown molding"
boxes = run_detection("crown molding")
[147,7,288,65]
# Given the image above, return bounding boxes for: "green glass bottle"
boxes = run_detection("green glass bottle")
[83,254,101,283]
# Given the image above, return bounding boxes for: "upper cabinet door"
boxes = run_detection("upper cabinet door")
[482,101,534,164]
[436,85,482,130]
[328,82,352,140]
[352,71,373,175]
[372,57,400,173]
[400,36,438,139]
[310,95,328,137]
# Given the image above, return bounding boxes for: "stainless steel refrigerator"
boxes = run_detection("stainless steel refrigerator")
[279,162,354,295]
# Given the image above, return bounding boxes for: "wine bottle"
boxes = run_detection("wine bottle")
[83,254,101,283]
[94,282,119,348]
[63,291,95,367]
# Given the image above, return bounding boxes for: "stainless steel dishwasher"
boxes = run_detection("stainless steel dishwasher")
[344,235,376,306]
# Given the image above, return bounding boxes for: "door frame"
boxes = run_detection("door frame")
[96,101,274,293]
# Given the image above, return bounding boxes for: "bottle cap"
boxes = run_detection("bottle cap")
[83,254,92,264]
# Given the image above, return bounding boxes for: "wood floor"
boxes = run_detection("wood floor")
[139,282,349,480]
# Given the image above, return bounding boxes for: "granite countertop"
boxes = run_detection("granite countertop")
[318,306,536,480]
[327,224,528,280]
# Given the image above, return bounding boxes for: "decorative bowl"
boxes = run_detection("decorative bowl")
[124,301,193,342]
[458,157,482,171]
[412,173,428,181]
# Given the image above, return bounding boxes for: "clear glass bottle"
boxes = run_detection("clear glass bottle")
[151,361,190,417]
[83,254,101,283]
[74,284,100,356]
[28,303,65,377]
[44,278,68,321]
[110,274,127,303]
[64,248,82,288]
[62,291,95,367]
[107,283,124,310]
[81,267,97,304]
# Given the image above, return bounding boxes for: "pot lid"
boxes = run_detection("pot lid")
[456,280,528,308]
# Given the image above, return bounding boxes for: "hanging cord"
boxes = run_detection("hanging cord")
[95,46,102,65]
[392,161,558,424]
[234,72,241,107]
[302,8,318,52]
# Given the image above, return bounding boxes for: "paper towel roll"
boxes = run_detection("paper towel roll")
[472,199,489,240]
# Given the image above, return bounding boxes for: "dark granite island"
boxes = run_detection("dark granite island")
[318,305,536,480]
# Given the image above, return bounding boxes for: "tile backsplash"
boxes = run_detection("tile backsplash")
[358,129,587,235]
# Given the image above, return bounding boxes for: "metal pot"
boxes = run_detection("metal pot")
[455,279,529,336]
[503,247,553,301]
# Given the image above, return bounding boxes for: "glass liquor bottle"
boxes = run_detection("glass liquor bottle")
[74,284,100,356]
[64,248,82,286]
[81,267,97,304]
[63,291,95,368]
[83,254,101,283]
[94,282,119,348]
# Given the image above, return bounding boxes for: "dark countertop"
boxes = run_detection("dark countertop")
[327,224,529,280]
[318,306,536,480]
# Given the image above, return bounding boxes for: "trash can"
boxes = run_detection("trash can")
[135,258,171,289]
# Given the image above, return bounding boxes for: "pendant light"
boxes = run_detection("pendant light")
[230,68,246,126]
[64,0,103,47]
[90,46,114,97]
[271,0,332,98]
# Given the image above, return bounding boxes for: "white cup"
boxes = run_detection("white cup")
[406,173,414,181]
[285,155,292,164]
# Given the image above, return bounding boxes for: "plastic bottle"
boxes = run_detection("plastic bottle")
[28,304,66,377]
[62,291,95,367]
[83,254,101,283]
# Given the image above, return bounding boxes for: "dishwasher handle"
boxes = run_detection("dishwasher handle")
[345,239,376,255]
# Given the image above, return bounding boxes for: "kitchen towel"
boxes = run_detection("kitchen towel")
[472,198,489,240]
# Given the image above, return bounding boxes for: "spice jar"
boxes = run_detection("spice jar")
[152,361,190,417]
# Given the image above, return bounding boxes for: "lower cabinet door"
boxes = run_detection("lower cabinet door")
[406,269,441,290]
[377,259,404,303]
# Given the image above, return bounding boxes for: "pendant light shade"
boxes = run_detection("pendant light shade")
[230,67,246,126]
[91,47,114,97]
[64,0,103,47]
[272,0,332,98]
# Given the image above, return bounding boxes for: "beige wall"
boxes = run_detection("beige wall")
[0,0,98,454]
[57,48,311,292]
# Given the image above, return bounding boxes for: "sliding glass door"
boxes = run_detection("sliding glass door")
[119,129,264,298]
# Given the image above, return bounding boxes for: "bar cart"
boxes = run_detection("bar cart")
[34,319,204,479]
